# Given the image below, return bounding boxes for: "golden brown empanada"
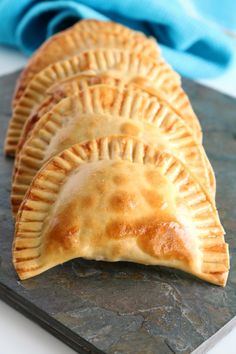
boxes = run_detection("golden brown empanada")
[13,136,229,285]
[17,72,201,155]
[5,49,180,156]
[13,19,159,106]
[11,86,213,215]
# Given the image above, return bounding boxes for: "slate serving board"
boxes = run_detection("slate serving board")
[0,71,236,354]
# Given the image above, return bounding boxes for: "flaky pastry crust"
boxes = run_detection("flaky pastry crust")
[13,19,159,106]
[13,136,229,285]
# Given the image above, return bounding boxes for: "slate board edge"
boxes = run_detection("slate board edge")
[0,283,104,354]
[1,279,236,354]
[192,316,236,354]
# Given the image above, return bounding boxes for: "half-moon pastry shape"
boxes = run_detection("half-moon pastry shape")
[5,49,180,157]
[13,19,159,106]
[12,86,213,215]
[17,72,201,155]
[13,136,229,285]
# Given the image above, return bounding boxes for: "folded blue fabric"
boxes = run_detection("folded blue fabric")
[0,0,234,79]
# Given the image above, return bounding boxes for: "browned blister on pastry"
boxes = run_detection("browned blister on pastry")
[13,136,229,285]
[13,19,159,106]
[5,49,183,156]
[11,86,212,215]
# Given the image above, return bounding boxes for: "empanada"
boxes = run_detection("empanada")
[17,72,201,155]
[13,136,229,285]
[12,86,213,215]
[13,19,159,106]
[5,49,181,156]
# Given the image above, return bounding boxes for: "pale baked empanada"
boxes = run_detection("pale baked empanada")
[12,86,213,215]
[5,49,180,156]
[13,19,159,106]
[13,136,229,285]
[17,72,201,155]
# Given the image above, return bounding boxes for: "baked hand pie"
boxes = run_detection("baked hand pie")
[5,49,180,157]
[17,72,201,155]
[7,18,228,287]
[13,19,159,106]
[13,136,229,285]
[11,86,213,215]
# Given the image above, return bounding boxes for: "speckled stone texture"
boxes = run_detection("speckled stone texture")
[0,72,235,354]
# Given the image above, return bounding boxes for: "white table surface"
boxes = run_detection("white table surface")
[0,45,236,354]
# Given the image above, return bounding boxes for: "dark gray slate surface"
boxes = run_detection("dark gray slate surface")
[0,71,236,354]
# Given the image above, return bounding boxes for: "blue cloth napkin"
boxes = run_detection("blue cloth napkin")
[0,0,234,79]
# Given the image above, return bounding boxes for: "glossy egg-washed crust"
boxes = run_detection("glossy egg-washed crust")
[13,19,159,106]
[5,49,181,157]
[13,136,229,285]
[11,85,214,216]
[17,72,201,155]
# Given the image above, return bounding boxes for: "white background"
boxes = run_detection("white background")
[0,45,236,354]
